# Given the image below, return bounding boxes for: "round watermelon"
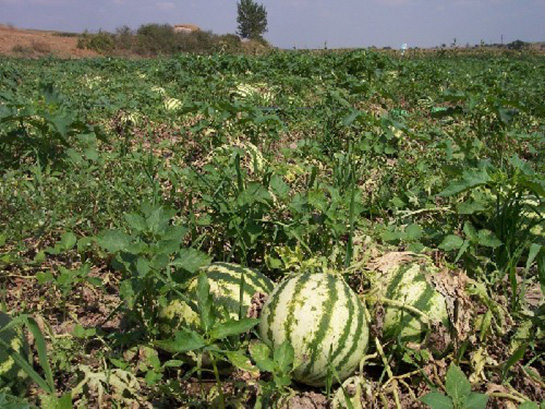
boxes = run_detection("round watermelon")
[259,272,369,387]
[374,258,450,345]
[0,312,29,394]
[164,97,182,111]
[159,262,275,334]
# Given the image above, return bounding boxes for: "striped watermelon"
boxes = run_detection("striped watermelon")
[0,312,29,394]
[376,260,450,344]
[159,262,275,334]
[259,273,369,387]
[164,97,182,111]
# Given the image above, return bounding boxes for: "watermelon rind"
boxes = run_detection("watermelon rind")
[0,312,30,395]
[373,258,450,345]
[159,262,275,335]
[259,272,369,387]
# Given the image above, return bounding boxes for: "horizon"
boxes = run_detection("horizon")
[1,0,544,50]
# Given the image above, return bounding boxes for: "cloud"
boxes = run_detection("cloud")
[156,1,176,10]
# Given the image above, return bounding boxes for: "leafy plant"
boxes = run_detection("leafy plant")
[249,340,295,408]
[420,365,488,409]
[96,202,210,334]
[0,314,72,408]
[155,272,260,409]
[0,83,105,170]
[438,156,544,309]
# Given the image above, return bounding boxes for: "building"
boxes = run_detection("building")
[173,24,200,34]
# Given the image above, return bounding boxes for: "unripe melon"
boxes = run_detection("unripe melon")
[374,257,450,345]
[259,273,369,387]
[159,262,274,335]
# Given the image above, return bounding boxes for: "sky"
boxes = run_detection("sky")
[1,0,544,49]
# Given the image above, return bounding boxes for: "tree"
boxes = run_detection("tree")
[236,0,268,41]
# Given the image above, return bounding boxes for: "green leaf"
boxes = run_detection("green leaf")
[342,110,361,126]
[0,315,54,394]
[476,229,502,249]
[526,244,541,273]
[197,272,213,332]
[238,182,272,207]
[136,257,150,277]
[274,340,294,374]
[83,147,98,161]
[457,201,487,215]
[270,174,290,199]
[466,392,488,409]
[273,373,292,388]
[96,229,131,253]
[25,316,56,393]
[445,365,471,405]
[224,351,258,374]
[162,225,188,241]
[439,167,490,197]
[537,248,545,295]
[155,329,206,353]
[463,221,479,242]
[40,393,72,409]
[439,235,464,251]
[405,223,423,241]
[145,205,175,234]
[124,213,147,232]
[419,392,453,409]
[59,232,77,251]
[163,360,184,368]
[72,324,96,338]
[249,341,275,372]
[502,344,526,380]
[0,392,31,409]
[209,318,259,340]
[171,248,212,275]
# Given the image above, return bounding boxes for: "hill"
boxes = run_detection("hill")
[0,25,98,58]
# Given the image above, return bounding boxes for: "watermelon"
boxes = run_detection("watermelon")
[0,312,29,394]
[159,262,275,334]
[231,82,274,105]
[374,258,450,345]
[259,273,369,387]
[164,97,182,111]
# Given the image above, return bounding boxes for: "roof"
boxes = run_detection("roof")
[173,24,200,31]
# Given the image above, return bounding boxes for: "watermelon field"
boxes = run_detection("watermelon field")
[0,49,544,408]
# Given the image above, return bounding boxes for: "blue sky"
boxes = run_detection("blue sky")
[1,0,544,49]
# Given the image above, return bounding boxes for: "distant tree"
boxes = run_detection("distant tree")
[236,0,268,41]
[507,40,528,50]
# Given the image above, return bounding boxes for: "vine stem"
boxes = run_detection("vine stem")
[363,295,433,325]
[210,353,226,409]
[488,392,526,404]
[374,337,402,409]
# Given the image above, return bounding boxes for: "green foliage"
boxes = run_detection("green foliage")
[250,340,294,407]
[237,0,268,40]
[75,23,265,56]
[96,202,210,333]
[155,272,260,409]
[77,30,115,53]
[0,83,104,169]
[420,365,488,409]
[1,50,544,407]
[0,314,71,407]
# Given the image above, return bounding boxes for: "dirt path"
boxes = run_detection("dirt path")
[0,25,98,58]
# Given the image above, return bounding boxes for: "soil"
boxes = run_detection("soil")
[0,25,98,58]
